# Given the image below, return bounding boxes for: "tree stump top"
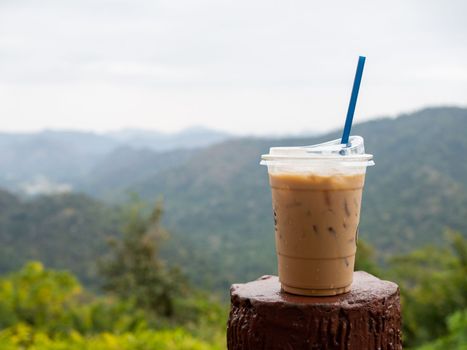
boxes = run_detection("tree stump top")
[231,271,398,308]
[228,272,402,350]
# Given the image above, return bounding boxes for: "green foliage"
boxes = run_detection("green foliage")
[0,325,220,350]
[0,191,120,286]
[99,199,185,317]
[355,239,380,276]
[0,262,80,331]
[390,231,467,347]
[0,262,149,335]
[415,310,467,350]
[171,293,228,343]
[0,262,226,349]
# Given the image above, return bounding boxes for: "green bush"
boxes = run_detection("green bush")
[415,310,467,350]
[0,325,221,350]
[0,261,80,332]
[0,262,150,335]
[0,262,226,349]
[389,231,467,347]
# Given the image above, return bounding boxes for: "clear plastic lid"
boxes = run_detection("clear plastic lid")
[260,136,374,168]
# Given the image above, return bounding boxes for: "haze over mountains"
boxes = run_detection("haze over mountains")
[0,106,466,293]
[0,127,230,195]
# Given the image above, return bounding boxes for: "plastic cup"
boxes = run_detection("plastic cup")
[261,136,374,296]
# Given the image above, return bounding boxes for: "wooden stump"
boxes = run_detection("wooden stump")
[227,271,402,350]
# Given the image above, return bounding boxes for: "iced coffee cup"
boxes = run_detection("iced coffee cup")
[261,136,374,296]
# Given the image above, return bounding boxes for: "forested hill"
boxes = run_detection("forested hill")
[130,107,467,289]
[0,190,120,286]
[0,107,466,293]
[0,128,229,194]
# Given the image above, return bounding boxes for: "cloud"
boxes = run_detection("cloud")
[0,0,466,133]
[81,61,203,82]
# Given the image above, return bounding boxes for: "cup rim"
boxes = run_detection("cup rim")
[261,153,373,161]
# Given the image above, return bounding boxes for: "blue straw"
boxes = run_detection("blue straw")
[341,56,366,145]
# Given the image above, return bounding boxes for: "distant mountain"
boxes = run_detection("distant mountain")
[0,130,117,190]
[1,107,466,294]
[106,126,231,151]
[0,127,230,194]
[78,146,196,200]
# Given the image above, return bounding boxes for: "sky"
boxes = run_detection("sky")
[0,0,466,135]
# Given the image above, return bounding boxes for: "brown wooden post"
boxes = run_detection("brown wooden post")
[227,271,402,350]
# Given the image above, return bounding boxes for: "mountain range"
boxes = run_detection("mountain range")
[0,127,230,195]
[0,106,466,293]
[128,107,467,289]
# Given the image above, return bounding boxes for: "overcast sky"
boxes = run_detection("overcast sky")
[0,0,466,135]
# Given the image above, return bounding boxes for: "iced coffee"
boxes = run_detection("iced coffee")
[261,136,373,296]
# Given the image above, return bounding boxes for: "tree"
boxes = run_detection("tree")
[99,199,184,317]
[389,231,467,347]
[415,309,467,350]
